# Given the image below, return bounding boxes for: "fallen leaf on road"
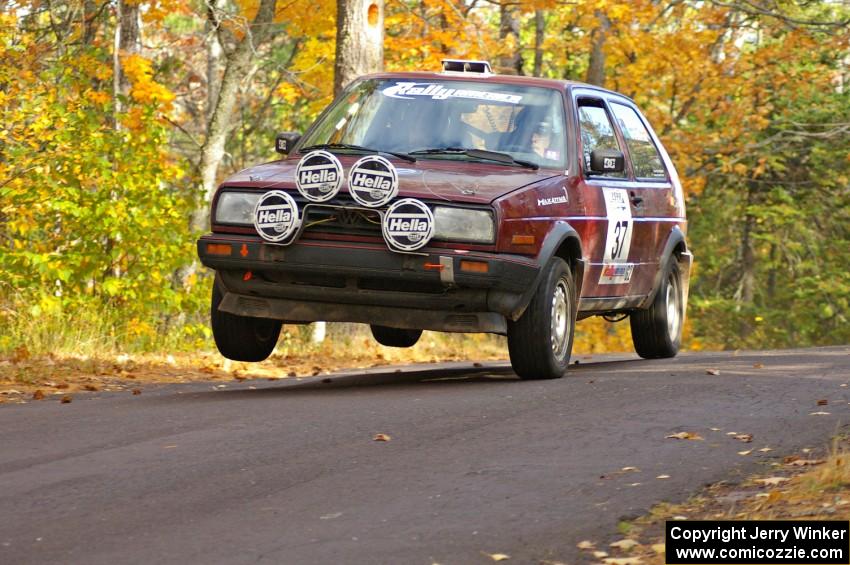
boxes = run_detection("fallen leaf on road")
[652,544,666,555]
[817,399,828,405]
[621,467,640,472]
[753,363,764,368]
[758,447,773,453]
[755,477,790,486]
[610,539,639,550]
[738,450,753,456]
[656,474,671,479]
[666,432,704,441]
[483,553,510,562]
[809,411,831,416]
[83,384,99,392]
[733,434,753,443]
[577,541,596,550]
[710,427,722,431]
[594,550,609,559]
[604,558,643,565]
[706,369,720,376]
[132,388,142,395]
[32,390,45,400]
[629,482,642,487]
[373,433,391,442]
[60,395,72,403]
[787,459,825,467]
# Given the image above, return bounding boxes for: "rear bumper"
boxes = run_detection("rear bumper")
[197,234,540,333]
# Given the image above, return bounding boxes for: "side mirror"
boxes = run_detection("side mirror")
[589,148,625,174]
[275,132,301,155]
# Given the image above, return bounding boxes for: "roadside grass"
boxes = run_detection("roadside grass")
[575,439,850,565]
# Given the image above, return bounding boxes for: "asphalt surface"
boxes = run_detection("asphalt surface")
[1,346,849,565]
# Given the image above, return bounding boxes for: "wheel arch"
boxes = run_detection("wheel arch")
[640,226,691,309]
[508,223,585,321]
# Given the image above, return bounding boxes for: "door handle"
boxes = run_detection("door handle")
[630,194,644,207]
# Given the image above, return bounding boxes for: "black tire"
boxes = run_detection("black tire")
[211,279,282,362]
[507,258,576,380]
[630,259,683,359]
[370,325,422,348]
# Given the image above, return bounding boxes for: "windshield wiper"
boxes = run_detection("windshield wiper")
[300,143,415,163]
[409,147,539,170]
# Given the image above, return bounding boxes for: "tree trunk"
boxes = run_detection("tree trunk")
[498,2,522,75]
[206,0,226,122]
[334,0,384,97]
[586,10,610,86]
[115,0,141,98]
[194,0,278,231]
[533,10,545,77]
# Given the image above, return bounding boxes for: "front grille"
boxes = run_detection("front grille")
[299,200,383,239]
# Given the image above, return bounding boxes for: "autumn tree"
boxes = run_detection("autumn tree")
[334,0,384,96]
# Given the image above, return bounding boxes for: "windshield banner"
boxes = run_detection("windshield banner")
[382,82,523,105]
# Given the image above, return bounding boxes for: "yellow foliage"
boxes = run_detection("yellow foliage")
[120,54,175,111]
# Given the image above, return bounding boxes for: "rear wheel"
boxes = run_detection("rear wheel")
[630,259,683,359]
[370,325,422,348]
[211,279,282,362]
[507,258,576,380]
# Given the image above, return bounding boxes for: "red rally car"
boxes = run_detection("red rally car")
[197,59,693,380]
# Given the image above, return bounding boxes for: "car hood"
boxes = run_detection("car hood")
[222,155,561,204]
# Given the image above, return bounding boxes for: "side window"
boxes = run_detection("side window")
[611,103,667,180]
[577,102,625,178]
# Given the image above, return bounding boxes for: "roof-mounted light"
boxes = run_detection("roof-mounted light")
[441,59,492,75]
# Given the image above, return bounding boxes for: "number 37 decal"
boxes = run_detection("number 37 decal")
[600,188,634,285]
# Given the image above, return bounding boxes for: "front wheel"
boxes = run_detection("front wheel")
[211,279,282,362]
[630,259,683,359]
[507,258,577,380]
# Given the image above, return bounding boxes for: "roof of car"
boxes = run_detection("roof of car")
[359,71,631,100]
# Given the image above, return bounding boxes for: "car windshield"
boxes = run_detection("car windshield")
[300,78,567,169]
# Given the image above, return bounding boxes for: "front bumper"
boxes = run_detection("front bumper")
[197,234,540,333]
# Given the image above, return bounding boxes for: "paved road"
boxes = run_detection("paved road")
[1,347,849,565]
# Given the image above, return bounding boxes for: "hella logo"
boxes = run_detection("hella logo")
[382,198,434,252]
[295,150,343,202]
[348,155,399,207]
[253,190,301,244]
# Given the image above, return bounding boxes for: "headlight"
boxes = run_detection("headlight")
[215,192,261,225]
[433,206,495,243]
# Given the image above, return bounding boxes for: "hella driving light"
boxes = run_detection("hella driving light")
[433,206,495,243]
[215,192,261,225]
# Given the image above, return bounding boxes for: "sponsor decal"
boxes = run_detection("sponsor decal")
[599,263,635,285]
[538,186,569,207]
[382,82,523,105]
[253,190,301,243]
[381,198,435,252]
[348,155,399,208]
[295,150,343,202]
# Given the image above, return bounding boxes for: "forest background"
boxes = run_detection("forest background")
[1,0,849,365]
